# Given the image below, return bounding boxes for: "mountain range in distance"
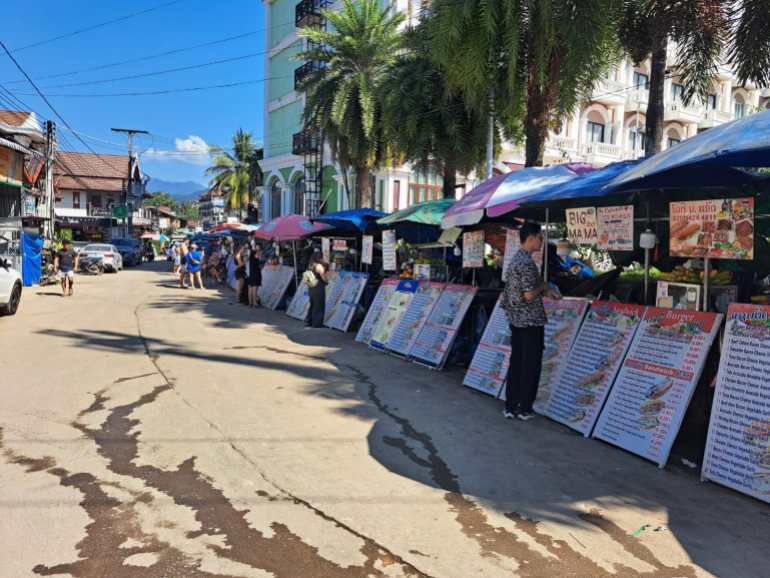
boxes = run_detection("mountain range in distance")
[146,177,208,202]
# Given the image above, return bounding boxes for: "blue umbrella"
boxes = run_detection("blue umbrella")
[609,109,770,192]
[312,208,387,233]
[523,160,639,204]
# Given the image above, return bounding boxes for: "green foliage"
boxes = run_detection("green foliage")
[206,129,259,211]
[144,191,176,208]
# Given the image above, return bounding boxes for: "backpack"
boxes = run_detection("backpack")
[303,270,318,288]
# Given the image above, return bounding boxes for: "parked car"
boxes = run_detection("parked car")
[0,256,22,316]
[78,243,123,273]
[71,241,90,254]
[112,238,143,266]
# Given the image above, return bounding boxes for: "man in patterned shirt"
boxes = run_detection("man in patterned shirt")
[501,222,560,421]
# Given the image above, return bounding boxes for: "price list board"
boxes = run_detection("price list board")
[703,304,770,503]
[463,297,511,397]
[355,278,399,344]
[258,265,295,310]
[286,279,310,321]
[541,301,645,436]
[410,284,477,369]
[369,280,419,351]
[325,272,369,332]
[322,271,342,322]
[385,282,445,356]
[594,308,722,466]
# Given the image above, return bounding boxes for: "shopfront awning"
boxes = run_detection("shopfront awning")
[0,136,43,158]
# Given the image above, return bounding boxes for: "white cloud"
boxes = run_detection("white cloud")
[144,134,212,166]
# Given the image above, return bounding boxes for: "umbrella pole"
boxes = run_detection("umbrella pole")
[543,208,550,282]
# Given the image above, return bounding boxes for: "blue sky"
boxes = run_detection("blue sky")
[1,0,265,186]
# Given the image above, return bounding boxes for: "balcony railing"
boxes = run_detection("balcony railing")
[294,60,323,90]
[295,0,331,28]
[703,108,734,124]
[626,88,649,108]
[546,136,577,151]
[665,101,703,121]
[292,130,320,156]
[581,142,622,159]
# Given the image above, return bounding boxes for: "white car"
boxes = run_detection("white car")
[78,243,123,273]
[0,256,22,316]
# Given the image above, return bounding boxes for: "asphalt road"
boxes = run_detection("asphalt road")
[1,262,768,578]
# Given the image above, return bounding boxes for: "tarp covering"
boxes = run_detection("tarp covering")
[312,208,387,232]
[21,232,42,287]
[377,199,455,226]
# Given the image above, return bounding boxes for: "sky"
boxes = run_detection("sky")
[1,0,265,187]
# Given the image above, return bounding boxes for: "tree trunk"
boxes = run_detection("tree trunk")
[524,55,560,167]
[645,34,668,156]
[355,166,371,208]
[442,159,457,199]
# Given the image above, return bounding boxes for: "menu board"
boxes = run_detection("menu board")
[258,265,295,310]
[597,205,634,251]
[369,280,418,350]
[322,271,343,323]
[355,278,398,344]
[703,304,770,503]
[531,298,590,411]
[669,198,754,259]
[325,272,369,332]
[386,282,445,356]
[382,230,397,271]
[566,207,598,245]
[362,235,374,265]
[322,237,331,263]
[503,228,542,274]
[463,297,511,397]
[286,279,310,321]
[540,301,645,436]
[462,230,484,268]
[333,239,347,251]
[411,284,477,368]
[594,308,722,466]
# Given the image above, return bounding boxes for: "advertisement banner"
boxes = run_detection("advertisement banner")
[594,308,722,466]
[669,198,754,259]
[362,235,374,265]
[382,229,397,271]
[286,279,311,321]
[332,239,348,251]
[540,301,645,436]
[325,272,369,332]
[462,230,485,268]
[411,284,477,368]
[355,278,399,344]
[369,279,418,350]
[463,297,511,397]
[703,304,770,503]
[322,237,331,263]
[385,282,445,356]
[597,205,634,251]
[258,265,295,310]
[566,207,598,246]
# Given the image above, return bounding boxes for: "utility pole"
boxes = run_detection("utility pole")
[44,120,56,244]
[111,128,148,238]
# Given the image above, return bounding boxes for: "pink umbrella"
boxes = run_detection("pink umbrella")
[442,163,595,228]
[254,214,332,242]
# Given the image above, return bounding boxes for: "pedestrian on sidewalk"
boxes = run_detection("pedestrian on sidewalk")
[234,243,248,304]
[178,240,191,288]
[501,222,561,421]
[187,243,204,289]
[247,238,262,307]
[54,239,79,297]
[305,254,328,328]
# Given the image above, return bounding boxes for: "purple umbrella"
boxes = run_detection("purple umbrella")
[442,163,595,228]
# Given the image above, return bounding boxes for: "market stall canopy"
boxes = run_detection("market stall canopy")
[377,199,455,227]
[609,110,770,192]
[442,163,595,228]
[414,227,462,249]
[253,214,332,242]
[311,208,386,232]
[140,232,171,241]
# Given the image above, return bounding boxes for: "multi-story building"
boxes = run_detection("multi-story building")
[261,2,767,216]
[198,188,227,229]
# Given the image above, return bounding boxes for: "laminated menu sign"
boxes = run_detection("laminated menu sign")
[411,284,477,368]
[463,297,511,397]
[566,207,598,245]
[382,230,397,271]
[540,301,645,436]
[703,304,770,503]
[322,271,343,324]
[322,237,331,263]
[462,230,484,268]
[597,205,634,251]
[286,279,310,321]
[594,308,722,466]
[325,272,368,332]
[531,298,590,411]
[369,279,418,350]
[386,282,445,356]
[362,235,374,264]
[355,278,398,344]
[258,265,294,310]
[669,198,754,259]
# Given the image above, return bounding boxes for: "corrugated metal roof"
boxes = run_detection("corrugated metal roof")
[0,135,43,158]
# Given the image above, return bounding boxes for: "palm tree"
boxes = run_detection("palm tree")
[620,1,770,156]
[431,0,620,168]
[206,129,258,217]
[297,0,403,208]
[382,25,486,199]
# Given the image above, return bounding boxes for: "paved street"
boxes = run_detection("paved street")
[1,263,768,578]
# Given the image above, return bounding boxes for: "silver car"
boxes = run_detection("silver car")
[78,243,123,273]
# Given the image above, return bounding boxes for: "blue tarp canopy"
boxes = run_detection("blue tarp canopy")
[311,208,387,233]
[523,160,639,205]
[609,109,770,192]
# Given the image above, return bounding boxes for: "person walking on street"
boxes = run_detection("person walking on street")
[247,238,262,307]
[54,239,79,297]
[501,222,560,421]
[178,240,190,288]
[305,254,328,328]
[187,243,204,289]
[234,243,248,304]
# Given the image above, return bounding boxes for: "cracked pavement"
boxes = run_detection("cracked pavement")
[1,262,768,577]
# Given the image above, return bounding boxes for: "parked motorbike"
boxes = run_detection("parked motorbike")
[78,260,104,275]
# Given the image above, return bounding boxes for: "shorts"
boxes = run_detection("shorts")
[174,256,181,266]
[58,270,74,280]
[180,264,188,273]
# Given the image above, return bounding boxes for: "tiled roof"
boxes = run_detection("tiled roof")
[0,111,31,127]
[54,151,132,192]
[55,175,125,192]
